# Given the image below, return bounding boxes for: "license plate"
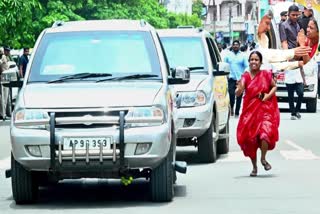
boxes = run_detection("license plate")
[63,137,112,150]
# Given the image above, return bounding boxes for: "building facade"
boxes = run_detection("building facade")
[203,0,259,45]
[160,0,193,15]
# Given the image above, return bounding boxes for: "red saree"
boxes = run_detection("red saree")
[237,70,280,159]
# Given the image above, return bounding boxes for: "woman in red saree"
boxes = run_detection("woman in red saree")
[236,51,280,177]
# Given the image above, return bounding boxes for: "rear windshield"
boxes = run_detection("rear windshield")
[160,37,207,72]
[28,31,161,82]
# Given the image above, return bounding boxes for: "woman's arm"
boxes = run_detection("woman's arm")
[235,78,245,97]
[262,79,277,102]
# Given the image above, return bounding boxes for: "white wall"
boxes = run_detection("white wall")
[165,0,193,15]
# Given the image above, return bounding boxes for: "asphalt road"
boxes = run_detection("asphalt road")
[0,101,320,214]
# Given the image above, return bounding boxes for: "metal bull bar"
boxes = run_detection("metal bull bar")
[48,111,126,170]
[12,109,163,170]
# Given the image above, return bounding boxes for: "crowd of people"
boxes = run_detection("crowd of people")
[218,5,319,177]
[0,46,30,119]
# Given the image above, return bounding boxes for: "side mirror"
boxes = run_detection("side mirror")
[213,62,230,76]
[168,66,190,84]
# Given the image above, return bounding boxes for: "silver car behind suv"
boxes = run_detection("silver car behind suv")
[9,20,190,203]
[158,28,230,163]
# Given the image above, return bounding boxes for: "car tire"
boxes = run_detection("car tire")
[5,92,12,117]
[217,119,229,154]
[11,153,39,204]
[306,98,317,113]
[197,113,217,163]
[150,136,174,202]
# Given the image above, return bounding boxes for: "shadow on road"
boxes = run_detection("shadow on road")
[8,179,187,208]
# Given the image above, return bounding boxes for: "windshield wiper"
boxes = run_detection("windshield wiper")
[188,66,205,71]
[96,74,159,82]
[48,72,112,83]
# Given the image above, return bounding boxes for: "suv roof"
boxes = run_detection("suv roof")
[46,19,154,33]
[157,28,210,38]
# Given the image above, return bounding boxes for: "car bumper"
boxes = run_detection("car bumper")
[174,104,212,138]
[11,124,171,172]
[276,86,317,101]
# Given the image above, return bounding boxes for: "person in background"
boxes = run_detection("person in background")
[236,51,279,177]
[0,46,12,119]
[19,48,29,78]
[279,5,305,120]
[220,43,229,61]
[256,10,310,71]
[279,11,288,27]
[0,46,12,72]
[224,40,248,117]
[298,6,313,35]
[298,18,319,62]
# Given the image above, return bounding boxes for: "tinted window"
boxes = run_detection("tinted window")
[160,37,208,72]
[29,31,161,82]
[205,38,218,69]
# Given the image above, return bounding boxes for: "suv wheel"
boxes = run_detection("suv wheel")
[197,113,217,163]
[5,92,12,117]
[150,138,174,202]
[11,153,39,204]
[306,98,317,113]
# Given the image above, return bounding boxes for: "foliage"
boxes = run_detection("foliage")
[192,0,204,18]
[0,0,41,48]
[0,0,202,49]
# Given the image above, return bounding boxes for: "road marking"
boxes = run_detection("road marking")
[280,140,320,160]
[0,157,10,170]
[284,140,305,151]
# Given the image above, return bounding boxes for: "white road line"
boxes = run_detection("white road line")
[280,150,320,160]
[0,157,10,170]
[284,140,306,151]
[280,139,320,160]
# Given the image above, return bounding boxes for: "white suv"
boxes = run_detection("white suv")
[158,28,230,163]
[9,20,190,204]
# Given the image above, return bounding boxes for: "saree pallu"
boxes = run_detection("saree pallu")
[237,70,280,159]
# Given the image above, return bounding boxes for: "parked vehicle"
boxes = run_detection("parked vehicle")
[158,28,230,163]
[9,20,190,204]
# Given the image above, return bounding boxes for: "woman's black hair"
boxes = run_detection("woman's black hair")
[309,18,319,32]
[248,50,263,63]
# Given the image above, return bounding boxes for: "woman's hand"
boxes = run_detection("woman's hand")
[297,29,306,46]
[235,79,245,97]
[261,93,271,102]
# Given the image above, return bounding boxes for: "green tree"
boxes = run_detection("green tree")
[0,0,202,49]
[192,0,204,18]
[0,0,41,48]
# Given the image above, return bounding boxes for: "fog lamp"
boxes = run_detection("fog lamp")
[26,145,42,157]
[135,143,151,155]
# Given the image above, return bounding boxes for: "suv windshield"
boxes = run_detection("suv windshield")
[160,37,208,73]
[29,31,162,82]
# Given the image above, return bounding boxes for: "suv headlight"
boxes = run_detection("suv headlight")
[14,109,49,129]
[125,106,165,127]
[175,91,206,107]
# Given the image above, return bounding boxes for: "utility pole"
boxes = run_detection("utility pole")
[213,0,216,35]
[229,2,232,45]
